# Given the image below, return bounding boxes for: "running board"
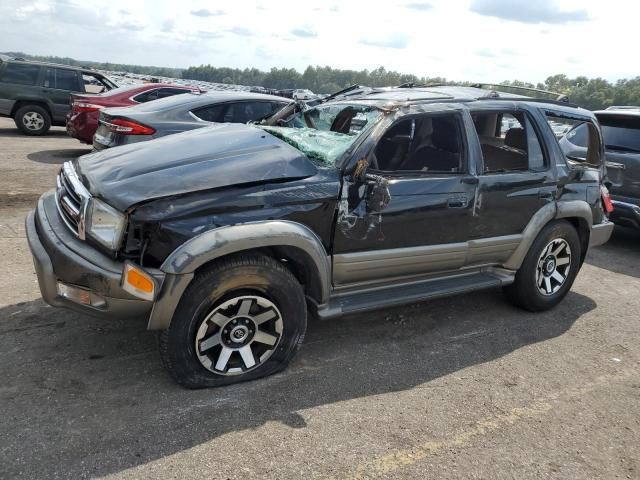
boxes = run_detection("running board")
[316,270,514,320]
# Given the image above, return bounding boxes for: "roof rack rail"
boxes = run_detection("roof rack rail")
[470,83,570,103]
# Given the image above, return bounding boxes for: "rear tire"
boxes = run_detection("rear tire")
[158,254,307,388]
[504,220,581,312]
[14,105,51,136]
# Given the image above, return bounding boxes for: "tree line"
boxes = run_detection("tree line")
[182,66,640,110]
[2,52,182,79]
[4,52,639,110]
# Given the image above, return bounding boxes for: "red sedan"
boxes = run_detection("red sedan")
[66,83,201,144]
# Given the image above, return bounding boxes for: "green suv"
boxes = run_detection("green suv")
[0,55,117,135]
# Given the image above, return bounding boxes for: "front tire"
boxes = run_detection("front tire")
[159,254,307,388]
[504,220,581,312]
[14,105,51,136]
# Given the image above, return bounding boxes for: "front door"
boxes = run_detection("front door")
[333,111,478,285]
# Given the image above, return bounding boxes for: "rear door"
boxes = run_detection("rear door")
[41,67,82,122]
[469,108,555,242]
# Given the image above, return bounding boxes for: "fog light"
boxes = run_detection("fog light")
[57,282,106,307]
[122,262,156,301]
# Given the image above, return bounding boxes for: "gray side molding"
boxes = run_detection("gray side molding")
[555,200,593,227]
[503,200,593,270]
[161,219,332,301]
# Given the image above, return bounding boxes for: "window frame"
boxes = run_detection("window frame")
[367,111,470,177]
[471,108,550,175]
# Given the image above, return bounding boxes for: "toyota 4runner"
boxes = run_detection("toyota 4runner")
[26,85,614,388]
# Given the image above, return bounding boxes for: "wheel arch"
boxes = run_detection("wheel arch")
[504,201,592,270]
[11,99,52,118]
[148,221,331,330]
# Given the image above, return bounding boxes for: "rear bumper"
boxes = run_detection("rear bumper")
[589,220,615,247]
[25,192,159,319]
[66,111,99,144]
[609,199,640,230]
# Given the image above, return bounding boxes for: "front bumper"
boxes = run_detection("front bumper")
[25,191,161,319]
[609,199,640,230]
[589,220,615,247]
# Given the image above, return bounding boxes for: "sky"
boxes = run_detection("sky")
[0,0,638,83]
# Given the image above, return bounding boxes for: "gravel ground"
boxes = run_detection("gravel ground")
[0,117,638,480]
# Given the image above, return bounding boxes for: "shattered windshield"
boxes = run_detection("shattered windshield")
[257,104,382,166]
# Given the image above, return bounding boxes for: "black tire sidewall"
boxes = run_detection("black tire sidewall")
[163,256,307,388]
[15,105,51,136]
[509,221,581,311]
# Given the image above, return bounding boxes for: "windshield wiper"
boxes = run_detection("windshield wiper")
[606,144,640,154]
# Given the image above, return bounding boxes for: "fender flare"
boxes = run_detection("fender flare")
[503,201,593,270]
[148,220,331,330]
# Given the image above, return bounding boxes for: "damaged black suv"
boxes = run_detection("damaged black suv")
[26,85,614,388]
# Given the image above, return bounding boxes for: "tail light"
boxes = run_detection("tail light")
[601,185,614,214]
[104,118,155,136]
[73,102,104,113]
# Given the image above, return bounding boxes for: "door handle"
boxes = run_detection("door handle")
[447,196,467,208]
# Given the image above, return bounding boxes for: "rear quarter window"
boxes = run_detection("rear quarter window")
[0,63,41,86]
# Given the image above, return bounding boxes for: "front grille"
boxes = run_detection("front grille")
[55,162,91,238]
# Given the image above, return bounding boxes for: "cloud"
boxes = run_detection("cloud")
[190,8,225,17]
[228,26,253,36]
[161,19,174,33]
[475,48,496,58]
[469,0,589,24]
[113,21,145,31]
[405,2,432,11]
[196,30,224,39]
[360,33,410,49]
[291,26,317,38]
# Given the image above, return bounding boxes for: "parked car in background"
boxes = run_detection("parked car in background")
[93,91,291,150]
[0,55,117,135]
[26,85,613,388]
[560,106,640,229]
[292,89,314,100]
[66,83,201,144]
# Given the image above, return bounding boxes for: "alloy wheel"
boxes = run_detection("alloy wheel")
[536,238,572,296]
[22,111,45,131]
[195,295,283,375]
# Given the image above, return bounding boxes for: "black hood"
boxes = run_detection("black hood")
[76,123,317,211]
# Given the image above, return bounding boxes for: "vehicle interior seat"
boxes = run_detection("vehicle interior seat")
[330,107,358,134]
[373,120,413,171]
[481,127,528,172]
[401,118,461,172]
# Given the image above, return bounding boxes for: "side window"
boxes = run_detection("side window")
[1,63,40,85]
[272,102,288,112]
[82,73,107,93]
[155,88,189,99]
[471,111,546,173]
[564,123,588,147]
[56,69,80,91]
[373,114,465,173]
[133,89,159,103]
[44,68,80,91]
[547,113,602,167]
[191,104,226,122]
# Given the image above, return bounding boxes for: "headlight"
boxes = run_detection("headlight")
[85,198,126,251]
